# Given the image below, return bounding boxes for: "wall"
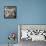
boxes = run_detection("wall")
[0,0,46,44]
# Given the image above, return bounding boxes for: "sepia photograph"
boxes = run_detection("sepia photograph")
[4,6,16,19]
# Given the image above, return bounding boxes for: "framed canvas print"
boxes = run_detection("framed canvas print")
[4,6,16,19]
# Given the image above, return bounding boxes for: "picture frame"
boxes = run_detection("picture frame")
[4,6,17,19]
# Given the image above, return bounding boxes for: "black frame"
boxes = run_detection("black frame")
[4,6,17,19]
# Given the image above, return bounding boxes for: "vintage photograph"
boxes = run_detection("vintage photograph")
[4,6,16,19]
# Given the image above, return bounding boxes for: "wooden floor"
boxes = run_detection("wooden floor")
[0,40,46,46]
